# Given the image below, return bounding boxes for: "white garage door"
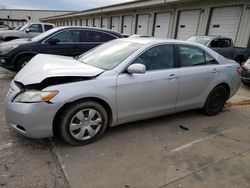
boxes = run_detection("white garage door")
[81,19,87,26]
[122,15,133,35]
[94,18,100,28]
[101,17,109,29]
[208,6,243,43]
[136,14,149,35]
[154,12,171,38]
[111,16,120,32]
[87,18,93,27]
[176,10,201,40]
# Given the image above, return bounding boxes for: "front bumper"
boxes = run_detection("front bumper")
[4,81,61,139]
[0,55,14,70]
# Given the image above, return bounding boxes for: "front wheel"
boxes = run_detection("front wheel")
[15,55,33,72]
[203,85,228,116]
[58,101,108,146]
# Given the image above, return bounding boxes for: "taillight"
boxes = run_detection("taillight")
[237,66,242,75]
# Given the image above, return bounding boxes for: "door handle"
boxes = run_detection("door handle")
[168,74,178,80]
[212,68,220,73]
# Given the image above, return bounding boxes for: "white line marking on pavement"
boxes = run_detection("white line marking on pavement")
[0,142,16,151]
[171,129,231,153]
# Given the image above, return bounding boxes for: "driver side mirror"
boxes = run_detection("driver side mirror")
[25,28,30,33]
[127,64,146,74]
[47,38,60,45]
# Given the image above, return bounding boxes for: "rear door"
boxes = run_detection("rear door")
[117,44,179,121]
[176,45,221,110]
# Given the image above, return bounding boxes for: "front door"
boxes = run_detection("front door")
[117,44,179,121]
[42,29,84,56]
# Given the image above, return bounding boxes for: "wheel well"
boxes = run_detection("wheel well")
[14,53,35,69]
[4,37,19,41]
[52,97,113,136]
[234,55,245,63]
[217,83,230,99]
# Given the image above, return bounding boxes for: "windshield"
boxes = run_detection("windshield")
[78,40,143,70]
[30,27,61,42]
[19,23,30,31]
[187,37,211,46]
[15,26,22,30]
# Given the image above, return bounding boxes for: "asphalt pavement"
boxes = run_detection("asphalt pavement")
[0,66,250,188]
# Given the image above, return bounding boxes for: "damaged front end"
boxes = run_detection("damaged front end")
[11,75,98,103]
[20,76,97,90]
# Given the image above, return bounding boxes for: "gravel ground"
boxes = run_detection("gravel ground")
[0,67,69,188]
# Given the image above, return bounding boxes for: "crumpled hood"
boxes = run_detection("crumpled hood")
[14,54,105,85]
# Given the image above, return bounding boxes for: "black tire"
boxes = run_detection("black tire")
[203,85,228,116]
[242,81,250,87]
[15,55,33,72]
[58,101,108,146]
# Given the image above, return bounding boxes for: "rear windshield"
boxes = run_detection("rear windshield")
[78,40,143,70]
[187,37,211,46]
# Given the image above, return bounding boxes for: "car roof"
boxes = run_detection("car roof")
[190,36,232,40]
[27,22,54,25]
[56,26,122,35]
[119,37,205,46]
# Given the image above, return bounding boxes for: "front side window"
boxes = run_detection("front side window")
[132,45,174,70]
[179,46,206,67]
[50,30,81,42]
[28,24,43,33]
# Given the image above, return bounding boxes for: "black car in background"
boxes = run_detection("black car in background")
[242,59,250,86]
[0,27,123,71]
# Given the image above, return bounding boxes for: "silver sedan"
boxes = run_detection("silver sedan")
[5,38,241,145]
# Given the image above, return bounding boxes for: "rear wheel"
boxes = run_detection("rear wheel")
[58,101,108,146]
[15,55,33,72]
[203,85,228,116]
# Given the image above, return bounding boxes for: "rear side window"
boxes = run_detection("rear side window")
[178,45,218,66]
[205,53,218,65]
[179,46,206,67]
[81,30,105,42]
[44,25,53,31]
[50,30,81,42]
[132,44,174,71]
[103,33,117,41]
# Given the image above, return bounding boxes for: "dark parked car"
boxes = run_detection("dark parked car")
[0,27,123,71]
[242,59,250,86]
[187,36,250,64]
